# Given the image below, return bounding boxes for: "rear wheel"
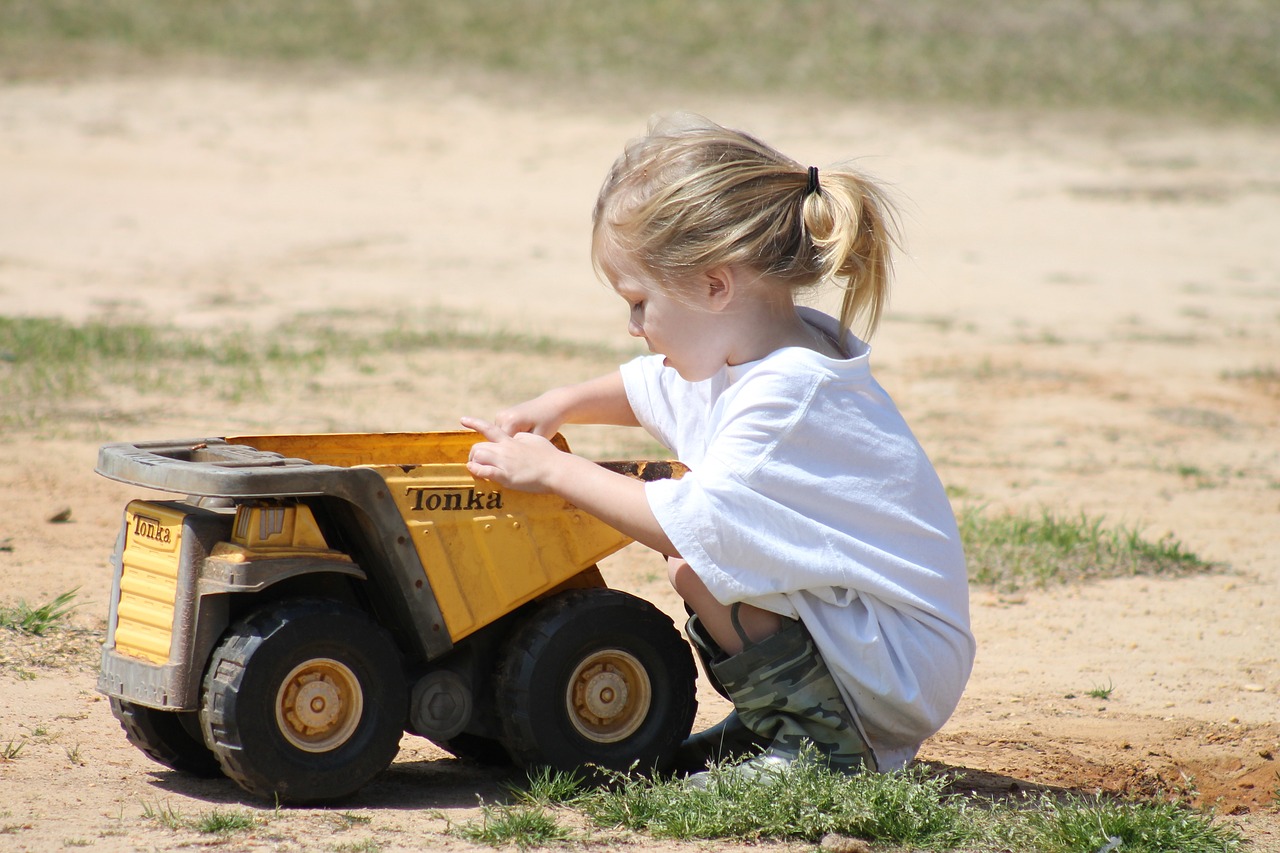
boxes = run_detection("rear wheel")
[200,599,407,803]
[110,698,222,777]
[495,589,696,775]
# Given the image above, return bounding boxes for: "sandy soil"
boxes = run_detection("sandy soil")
[1,69,1278,851]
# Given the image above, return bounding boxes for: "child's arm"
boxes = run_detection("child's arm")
[494,370,640,437]
[460,416,677,558]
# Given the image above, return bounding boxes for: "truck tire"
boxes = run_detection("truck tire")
[110,698,223,777]
[495,588,696,776]
[200,599,407,803]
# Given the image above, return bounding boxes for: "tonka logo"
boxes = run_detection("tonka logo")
[132,514,172,545]
[405,488,504,512]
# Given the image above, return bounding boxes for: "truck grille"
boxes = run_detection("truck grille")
[113,502,185,664]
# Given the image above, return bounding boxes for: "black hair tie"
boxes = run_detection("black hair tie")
[806,165,820,196]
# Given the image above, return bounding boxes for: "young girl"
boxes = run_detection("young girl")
[462,116,974,779]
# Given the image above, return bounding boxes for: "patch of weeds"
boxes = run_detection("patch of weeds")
[960,507,1214,592]
[1,739,24,761]
[0,589,79,636]
[140,800,186,831]
[331,840,381,852]
[63,838,92,847]
[452,801,575,849]
[193,808,259,835]
[1086,679,1115,701]
[1221,364,1280,393]
[1172,463,1224,489]
[1012,793,1245,853]
[140,801,259,836]
[573,756,983,847]
[512,765,587,807]
[64,742,84,766]
[0,311,625,430]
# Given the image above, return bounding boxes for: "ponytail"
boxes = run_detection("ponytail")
[802,170,898,338]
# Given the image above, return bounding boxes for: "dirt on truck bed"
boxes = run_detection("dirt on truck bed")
[1,70,1278,851]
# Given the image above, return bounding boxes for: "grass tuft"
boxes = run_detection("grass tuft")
[140,801,259,836]
[140,800,186,832]
[452,800,575,849]
[960,507,1212,592]
[0,589,79,636]
[1086,679,1116,701]
[1012,793,1247,853]
[192,808,258,835]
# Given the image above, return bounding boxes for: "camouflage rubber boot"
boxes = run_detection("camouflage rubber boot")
[689,606,875,786]
[673,614,770,773]
[685,611,732,700]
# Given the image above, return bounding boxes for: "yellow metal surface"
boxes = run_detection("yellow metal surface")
[224,432,648,642]
[114,501,184,664]
[375,462,630,641]
[212,503,350,563]
[225,431,566,468]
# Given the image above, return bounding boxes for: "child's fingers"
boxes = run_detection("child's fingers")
[459,416,510,444]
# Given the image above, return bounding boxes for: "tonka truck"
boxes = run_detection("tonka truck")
[95,432,696,803]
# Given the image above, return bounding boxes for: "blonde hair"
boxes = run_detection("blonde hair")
[592,116,899,338]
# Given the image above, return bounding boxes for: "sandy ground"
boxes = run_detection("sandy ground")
[1,68,1278,850]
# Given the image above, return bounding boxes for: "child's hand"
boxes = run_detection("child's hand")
[461,416,565,493]
[492,393,567,438]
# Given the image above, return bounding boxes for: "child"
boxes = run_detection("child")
[462,116,974,780]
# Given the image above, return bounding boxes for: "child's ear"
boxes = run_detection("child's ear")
[703,266,736,312]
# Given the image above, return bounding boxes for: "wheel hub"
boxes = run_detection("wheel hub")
[566,649,650,744]
[276,658,363,753]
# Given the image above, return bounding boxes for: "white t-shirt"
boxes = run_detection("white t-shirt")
[620,307,975,771]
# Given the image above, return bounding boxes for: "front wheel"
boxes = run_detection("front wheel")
[200,599,407,803]
[495,589,697,776]
[110,698,223,778]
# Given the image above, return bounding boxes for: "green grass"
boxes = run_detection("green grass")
[960,507,1212,592]
[451,801,575,849]
[139,801,187,832]
[140,801,259,836]
[0,312,623,429]
[0,589,79,636]
[457,759,1245,852]
[1086,679,1116,701]
[1010,793,1247,853]
[0,0,1277,121]
[191,808,258,835]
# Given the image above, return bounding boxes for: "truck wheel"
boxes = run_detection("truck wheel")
[200,599,407,803]
[495,589,696,776]
[110,698,223,777]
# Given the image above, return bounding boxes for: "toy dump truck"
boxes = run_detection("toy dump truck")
[94,432,696,803]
